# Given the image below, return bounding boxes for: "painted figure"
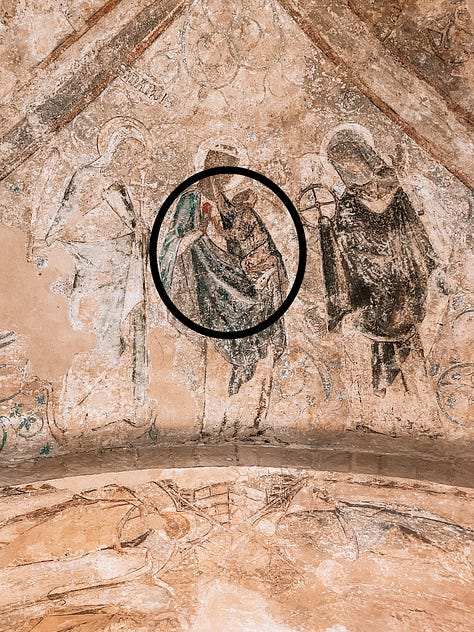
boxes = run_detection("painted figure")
[159,147,287,398]
[319,129,438,393]
[45,121,149,402]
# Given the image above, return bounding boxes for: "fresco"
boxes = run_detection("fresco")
[0,467,472,631]
[157,145,290,397]
[318,128,438,394]
[0,0,472,464]
[0,1,473,628]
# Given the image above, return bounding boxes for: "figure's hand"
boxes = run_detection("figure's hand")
[319,205,335,220]
[254,267,275,292]
[200,201,213,233]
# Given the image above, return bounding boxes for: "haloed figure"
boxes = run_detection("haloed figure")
[319,130,438,394]
[159,146,287,437]
[45,124,149,404]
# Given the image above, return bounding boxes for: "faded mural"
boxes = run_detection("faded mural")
[0,0,472,462]
[157,145,289,397]
[0,467,473,631]
[0,1,474,629]
[319,129,438,395]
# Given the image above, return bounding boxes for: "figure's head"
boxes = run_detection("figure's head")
[231,188,257,212]
[327,131,398,199]
[101,125,148,175]
[205,149,239,185]
[201,149,239,197]
[112,136,146,170]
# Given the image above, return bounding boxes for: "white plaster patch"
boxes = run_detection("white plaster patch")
[314,559,347,593]
[191,581,297,632]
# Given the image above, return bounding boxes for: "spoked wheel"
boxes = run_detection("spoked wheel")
[297,184,337,228]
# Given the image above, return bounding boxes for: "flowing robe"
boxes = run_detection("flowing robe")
[320,187,437,390]
[159,190,287,395]
[46,166,140,364]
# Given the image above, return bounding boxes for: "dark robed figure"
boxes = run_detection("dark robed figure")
[319,131,438,392]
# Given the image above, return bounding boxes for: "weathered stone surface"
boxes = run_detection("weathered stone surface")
[0,1,473,625]
[0,0,472,475]
[0,467,473,630]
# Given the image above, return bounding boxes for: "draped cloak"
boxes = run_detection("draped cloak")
[319,187,437,391]
[47,167,141,364]
[159,190,287,394]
